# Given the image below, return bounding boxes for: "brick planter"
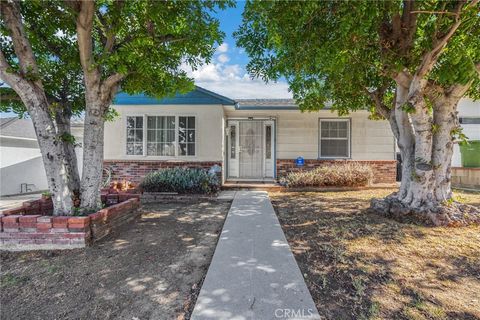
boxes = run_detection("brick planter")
[276,159,397,184]
[0,194,141,251]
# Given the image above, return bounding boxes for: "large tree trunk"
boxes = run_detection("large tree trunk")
[0,0,74,215]
[370,85,480,226]
[80,98,107,210]
[32,101,74,215]
[74,0,124,211]
[393,85,415,200]
[55,110,81,201]
[14,85,75,215]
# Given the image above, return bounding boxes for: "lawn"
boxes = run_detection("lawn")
[0,200,230,320]
[271,188,480,320]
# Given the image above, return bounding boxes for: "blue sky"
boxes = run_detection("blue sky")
[185,1,291,99]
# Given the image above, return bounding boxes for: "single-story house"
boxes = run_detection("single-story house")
[104,86,398,184]
[0,117,84,196]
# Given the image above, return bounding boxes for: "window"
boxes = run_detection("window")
[265,125,272,159]
[147,116,176,156]
[319,119,350,158]
[178,116,196,156]
[126,116,143,155]
[126,115,196,157]
[459,117,480,124]
[230,125,236,159]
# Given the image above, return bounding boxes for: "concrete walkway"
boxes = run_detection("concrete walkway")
[0,193,42,211]
[191,191,320,320]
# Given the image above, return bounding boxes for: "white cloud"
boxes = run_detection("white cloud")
[217,42,229,53]
[183,61,291,99]
[217,54,230,64]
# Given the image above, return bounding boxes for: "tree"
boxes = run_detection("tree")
[235,0,480,225]
[0,0,80,214]
[65,0,232,210]
[1,0,231,214]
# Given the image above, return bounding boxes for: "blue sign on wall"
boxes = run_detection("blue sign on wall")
[295,156,305,167]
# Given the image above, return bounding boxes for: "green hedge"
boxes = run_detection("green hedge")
[140,167,220,194]
[280,162,373,188]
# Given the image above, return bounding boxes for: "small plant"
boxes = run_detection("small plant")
[280,162,373,188]
[41,191,52,198]
[352,276,366,298]
[140,167,220,194]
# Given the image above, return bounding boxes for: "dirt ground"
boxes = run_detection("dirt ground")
[271,188,480,320]
[0,200,230,320]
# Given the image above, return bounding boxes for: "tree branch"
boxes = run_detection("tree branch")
[410,10,461,15]
[0,0,40,78]
[393,69,413,88]
[102,72,126,92]
[365,87,391,119]
[73,0,100,88]
[447,80,474,99]
[416,1,466,79]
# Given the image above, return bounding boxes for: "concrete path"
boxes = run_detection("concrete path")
[191,191,320,320]
[0,192,42,211]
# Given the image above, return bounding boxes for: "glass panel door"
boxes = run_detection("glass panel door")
[239,121,264,178]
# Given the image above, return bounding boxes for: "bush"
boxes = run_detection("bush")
[140,167,220,194]
[280,162,373,188]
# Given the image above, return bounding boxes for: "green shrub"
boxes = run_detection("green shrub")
[140,167,220,194]
[280,162,373,188]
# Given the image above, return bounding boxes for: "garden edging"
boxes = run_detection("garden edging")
[0,194,141,251]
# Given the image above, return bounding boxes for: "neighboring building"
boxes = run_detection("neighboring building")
[103,86,398,184]
[451,98,480,189]
[0,117,84,196]
[452,98,480,167]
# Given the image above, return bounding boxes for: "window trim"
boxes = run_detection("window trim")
[125,114,197,158]
[318,118,351,159]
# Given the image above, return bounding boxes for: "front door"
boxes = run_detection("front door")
[227,120,274,180]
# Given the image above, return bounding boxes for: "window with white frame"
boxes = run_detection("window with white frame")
[126,116,143,155]
[178,116,196,156]
[147,116,176,156]
[126,115,196,157]
[319,119,350,158]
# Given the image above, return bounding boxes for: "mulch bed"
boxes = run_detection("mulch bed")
[271,189,480,320]
[0,200,231,320]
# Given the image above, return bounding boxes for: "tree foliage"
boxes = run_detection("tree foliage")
[0,1,84,118]
[235,0,480,115]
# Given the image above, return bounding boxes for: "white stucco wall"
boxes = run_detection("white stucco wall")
[0,129,84,196]
[223,108,395,160]
[452,98,480,167]
[103,105,225,161]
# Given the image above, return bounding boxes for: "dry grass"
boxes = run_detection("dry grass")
[270,188,480,320]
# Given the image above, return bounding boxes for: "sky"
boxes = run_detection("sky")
[0,2,292,118]
[187,1,292,99]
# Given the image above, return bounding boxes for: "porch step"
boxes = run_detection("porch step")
[222,181,284,191]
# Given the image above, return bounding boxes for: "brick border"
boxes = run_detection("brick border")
[276,159,397,184]
[0,194,141,251]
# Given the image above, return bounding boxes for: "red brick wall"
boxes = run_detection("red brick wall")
[0,196,141,251]
[276,159,397,184]
[104,160,222,183]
